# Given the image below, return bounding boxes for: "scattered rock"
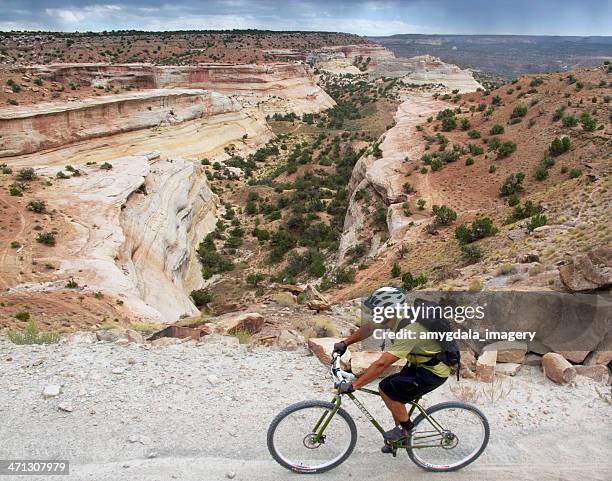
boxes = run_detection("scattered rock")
[559,246,612,292]
[517,251,539,263]
[484,341,527,364]
[96,329,128,343]
[277,330,303,351]
[127,357,136,365]
[574,365,609,384]
[350,351,405,377]
[42,384,61,398]
[65,331,98,344]
[555,350,590,364]
[111,367,125,375]
[542,353,576,384]
[226,472,236,479]
[307,337,350,369]
[460,350,477,370]
[213,312,264,335]
[307,299,331,312]
[507,228,526,241]
[207,375,219,385]
[151,337,177,348]
[496,362,522,377]
[476,350,497,383]
[126,329,144,344]
[58,402,73,413]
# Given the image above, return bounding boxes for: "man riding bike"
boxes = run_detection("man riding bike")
[332,286,450,453]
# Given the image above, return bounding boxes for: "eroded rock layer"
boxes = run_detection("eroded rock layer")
[0,89,239,157]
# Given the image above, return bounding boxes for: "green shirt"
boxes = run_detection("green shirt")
[385,321,450,378]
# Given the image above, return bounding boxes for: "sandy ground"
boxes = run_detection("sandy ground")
[1,336,610,481]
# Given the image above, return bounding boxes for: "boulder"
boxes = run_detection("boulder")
[350,351,406,377]
[96,329,128,342]
[495,363,522,377]
[460,350,477,370]
[213,312,264,335]
[476,350,497,383]
[584,350,612,366]
[65,331,98,344]
[517,251,540,263]
[559,246,612,291]
[277,330,304,351]
[307,299,331,312]
[542,353,576,384]
[574,365,610,384]
[126,329,144,344]
[484,341,527,363]
[151,337,177,348]
[307,337,350,369]
[555,350,590,363]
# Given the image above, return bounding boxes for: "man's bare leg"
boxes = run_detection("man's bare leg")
[379,388,409,425]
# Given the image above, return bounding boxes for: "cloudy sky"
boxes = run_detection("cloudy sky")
[1,0,611,36]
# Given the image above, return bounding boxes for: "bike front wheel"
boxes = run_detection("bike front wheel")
[267,399,357,474]
[407,401,490,472]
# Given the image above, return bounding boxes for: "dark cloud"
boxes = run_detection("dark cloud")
[1,0,611,35]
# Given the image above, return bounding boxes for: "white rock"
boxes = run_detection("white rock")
[207,375,220,385]
[42,384,61,398]
[58,402,73,412]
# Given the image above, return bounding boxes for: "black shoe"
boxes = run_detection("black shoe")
[383,426,410,442]
[381,443,394,454]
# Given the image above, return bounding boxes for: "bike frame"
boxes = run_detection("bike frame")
[311,388,448,450]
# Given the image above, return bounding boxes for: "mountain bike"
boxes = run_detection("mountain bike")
[267,352,490,473]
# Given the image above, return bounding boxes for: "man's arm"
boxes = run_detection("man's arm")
[341,320,377,347]
[352,352,399,390]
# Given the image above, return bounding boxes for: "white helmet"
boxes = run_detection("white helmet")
[363,286,407,311]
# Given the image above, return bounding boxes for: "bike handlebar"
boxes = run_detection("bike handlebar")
[330,352,355,385]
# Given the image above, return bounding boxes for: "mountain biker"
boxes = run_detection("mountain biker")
[333,286,450,453]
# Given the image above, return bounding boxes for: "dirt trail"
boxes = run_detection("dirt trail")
[1,338,609,481]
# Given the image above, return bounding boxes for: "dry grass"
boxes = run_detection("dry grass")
[450,383,481,403]
[482,378,514,403]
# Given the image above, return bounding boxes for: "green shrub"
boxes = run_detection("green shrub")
[465,157,474,166]
[14,311,30,321]
[16,168,37,181]
[191,288,213,307]
[467,129,481,139]
[455,217,498,244]
[510,105,528,119]
[401,271,427,290]
[489,164,497,173]
[391,262,401,278]
[403,182,415,194]
[562,115,578,127]
[534,166,549,181]
[468,144,484,155]
[527,213,548,232]
[580,112,597,131]
[489,124,504,135]
[8,184,23,196]
[99,162,113,170]
[461,244,483,263]
[461,118,471,130]
[417,199,426,210]
[497,141,517,158]
[26,200,46,213]
[499,172,525,196]
[432,205,457,226]
[569,168,582,178]
[7,321,60,345]
[36,232,56,246]
[549,137,571,156]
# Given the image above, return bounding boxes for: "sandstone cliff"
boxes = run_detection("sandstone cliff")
[0,89,239,157]
[337,94,452,263]
[5,153,218,322]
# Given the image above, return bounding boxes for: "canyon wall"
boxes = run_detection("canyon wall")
[337,94,452,263]
[0,89,240,157]
[20,153,218,322]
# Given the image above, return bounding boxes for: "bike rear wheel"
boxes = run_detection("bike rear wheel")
[267,399,357,474]
[407,401,489,472]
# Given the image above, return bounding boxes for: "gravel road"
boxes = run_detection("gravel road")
[1,336,610,480]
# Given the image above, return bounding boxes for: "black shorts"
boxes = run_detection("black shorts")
[378,364,447,403]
